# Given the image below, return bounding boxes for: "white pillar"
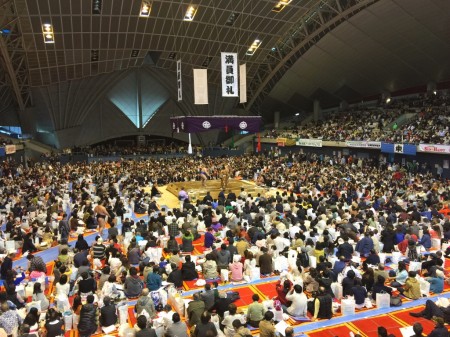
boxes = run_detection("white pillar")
[313,100,321,122]
[274,111,280,129]
[188,133,193,154]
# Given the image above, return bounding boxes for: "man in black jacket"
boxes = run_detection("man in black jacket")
[100,296,117,327]
[78,295,98,337]
[210,292,232,318]
[337,236,354,260]
[0,252,14,280]
[167,263,183,288]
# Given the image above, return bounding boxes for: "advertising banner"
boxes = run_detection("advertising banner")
[295,139,323,147]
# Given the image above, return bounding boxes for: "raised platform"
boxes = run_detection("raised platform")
[166,179,267,201]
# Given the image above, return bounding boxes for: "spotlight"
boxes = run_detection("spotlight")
[295,113,300,116]
[433,90,437,95]
[184,5,197,21]
[42,23,55,43]
[246,39,262,56]
[92,0,102,14]
[386,98,391,104]
[140,1,151,17]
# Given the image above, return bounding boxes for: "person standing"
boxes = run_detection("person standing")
[58,213,70,243]
[178,187,188,212]
[0,253,14,280]
[94,201,109,238]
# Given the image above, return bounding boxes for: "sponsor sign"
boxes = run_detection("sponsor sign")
[5,144,16,154]
[345,141,381,149]
[295,139,322,147]
[418,144,450,154]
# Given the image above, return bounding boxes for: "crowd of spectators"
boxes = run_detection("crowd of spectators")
[0,149,448,337]
[72,142,188,157]
[265,94,450,145]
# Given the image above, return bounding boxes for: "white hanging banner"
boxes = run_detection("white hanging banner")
[239,63,247,103]
[193,68,208,104]
[221,52,238,97]
[177,59,182,101]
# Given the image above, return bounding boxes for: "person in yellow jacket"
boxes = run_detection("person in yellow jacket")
[400,271,421,300]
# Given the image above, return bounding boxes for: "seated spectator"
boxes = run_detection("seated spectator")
[275,279,293,307]
[181,255,198,281]
[427,270,444,294]
[77,272,96,296]
[309,287,333,321]
[135,315,158,337]
[285,284,307,317]
[365,250,380,266]
[180,230,194,253]
[390,261,408,288]
[247,294,265,328]
[398,271,421,300]
[203,254,219,280]
[100,296,117,327]
[186,293,205,327]
[32,282,49,311]
[165,312,189,337]
[167,263,183,288]
[229,255,243,282]
[372,275,392,300]
[259,311,276,337]
[134,289,155,319]
[44,308,64,337]
[124,267,144,298]
[193,312,217,337]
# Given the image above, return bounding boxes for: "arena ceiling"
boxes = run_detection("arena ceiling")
[0,0,449,144]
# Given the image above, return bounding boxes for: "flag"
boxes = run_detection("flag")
[193,69,208,104]
[381,142,416,155]
[256,133,261,152]
[176,59,182,101]
[239,64,247,103]
[221,52,238,97]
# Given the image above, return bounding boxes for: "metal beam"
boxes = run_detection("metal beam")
[0,0,31,112]
[0,36,25,111]
[245,0,380,114]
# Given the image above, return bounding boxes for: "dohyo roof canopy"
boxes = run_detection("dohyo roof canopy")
[170,116,262,133]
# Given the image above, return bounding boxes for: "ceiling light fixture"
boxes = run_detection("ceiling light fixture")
[92,0,102,14]
[295,113,300,116]
[184,5,197,21]
[225,12,240,26]
[91,50,99,62]
[131,50,140,58]
[272,0,292,13]
[140,1,151,17]
[42,23,55,44]
[246,39,262,56]
[202,56,212,68]
[168,52,177,60]
[386,97,391,104]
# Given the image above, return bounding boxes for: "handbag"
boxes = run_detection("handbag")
[376,291,390,309]
[390,295,402,307]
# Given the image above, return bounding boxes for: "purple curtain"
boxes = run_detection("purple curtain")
[170,116,262,133]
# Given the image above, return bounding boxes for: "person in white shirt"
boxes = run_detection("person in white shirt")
[274,233,289,252]
[285,284,308,317]
[289,223,301,240]
[221,303,246,337]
